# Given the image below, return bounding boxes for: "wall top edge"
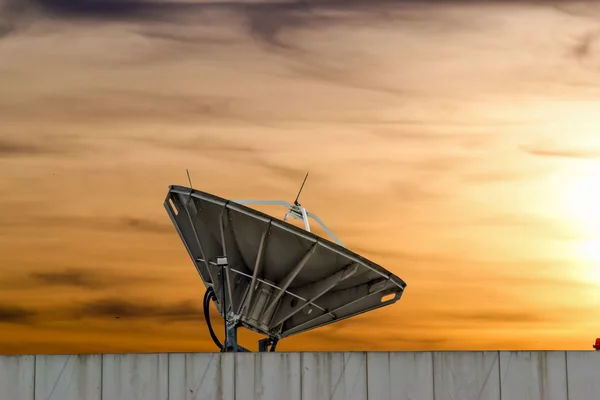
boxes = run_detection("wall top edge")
[0,350,596,357]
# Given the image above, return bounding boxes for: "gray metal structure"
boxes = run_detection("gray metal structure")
[164,185,407,352]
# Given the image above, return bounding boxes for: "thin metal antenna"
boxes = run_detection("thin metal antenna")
[294,172,309,206]
[185,169,195,207]
[186,169,193,189]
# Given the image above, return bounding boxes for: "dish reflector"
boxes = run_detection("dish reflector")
[165,185,406,348]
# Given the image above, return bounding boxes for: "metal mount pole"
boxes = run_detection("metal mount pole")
[218,257,249,353]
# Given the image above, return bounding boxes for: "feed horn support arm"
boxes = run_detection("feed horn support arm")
[232,199,345,247]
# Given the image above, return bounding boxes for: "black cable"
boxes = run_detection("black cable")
[203,287,223,351]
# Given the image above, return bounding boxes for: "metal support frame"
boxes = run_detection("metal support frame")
[258,337,279,352]
[216,256,284,353]
[198,257,334,317]
[217,257,249,352]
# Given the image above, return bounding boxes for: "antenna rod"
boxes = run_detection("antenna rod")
[294,172,309,206]
[186,169,193,189]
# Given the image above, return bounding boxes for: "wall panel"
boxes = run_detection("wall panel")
[433,351,500,400]
[499,351,567,400]
[168,352,234,400]
[101,353,168,400]
[235,353,301,400]
[0,351,598,400]
[301,352,367,400]
[35,354,101,400]
[566,351,600,400]
[0,355,34,400]
[366,352,434,400]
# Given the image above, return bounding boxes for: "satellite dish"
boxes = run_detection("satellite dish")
[164,176,407,352]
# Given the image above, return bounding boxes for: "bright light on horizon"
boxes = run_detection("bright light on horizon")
[564,163,600,283]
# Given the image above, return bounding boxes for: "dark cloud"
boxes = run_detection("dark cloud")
[0,340,111,355]
[0,304,37,324]
[0,268,162,291]
[570,29,600,61]
[23,0,428,22]
[1,0,491,98]
[29,0,185,20]
[35,215,174,234]
[0,138,65,158]
[0,298,205,327]
[29,269,106,289]
[553,3,600,69]
[0,140,43,156]
[136,28,238,46]
[74,298,203,322]
[0,0,29,38]
[521,144,600,159]
[385,336,450,348]
[29,269,117,290]
[7,0,598,54]
[121,217,175,234]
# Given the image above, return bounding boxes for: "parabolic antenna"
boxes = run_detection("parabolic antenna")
[164,179,406,352]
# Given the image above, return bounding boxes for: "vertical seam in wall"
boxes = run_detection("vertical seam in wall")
[299,353,304,400]
[233,353,237,400]
[167,354,170,400]
[497,351,502,400]
[565,351,570,400]
[431,352,436,400]
[100,354,104,400]
[365,352,369,400]
[32,355,36,400]
[387,352,391,400]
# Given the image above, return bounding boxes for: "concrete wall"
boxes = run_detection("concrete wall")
[0,351,598,400]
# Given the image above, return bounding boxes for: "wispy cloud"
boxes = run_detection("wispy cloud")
[0,268,163,292]
[0,91,243,125]
[466,213,585,241]
[521,144,600,159]
[442,309,555,324]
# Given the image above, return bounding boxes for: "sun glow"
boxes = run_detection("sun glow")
[566,166,600,230]
[565,165,600,282]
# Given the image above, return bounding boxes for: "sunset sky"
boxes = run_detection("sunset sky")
[2,0,600,354]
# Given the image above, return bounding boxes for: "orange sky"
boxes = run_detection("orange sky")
[2,0,600,354]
